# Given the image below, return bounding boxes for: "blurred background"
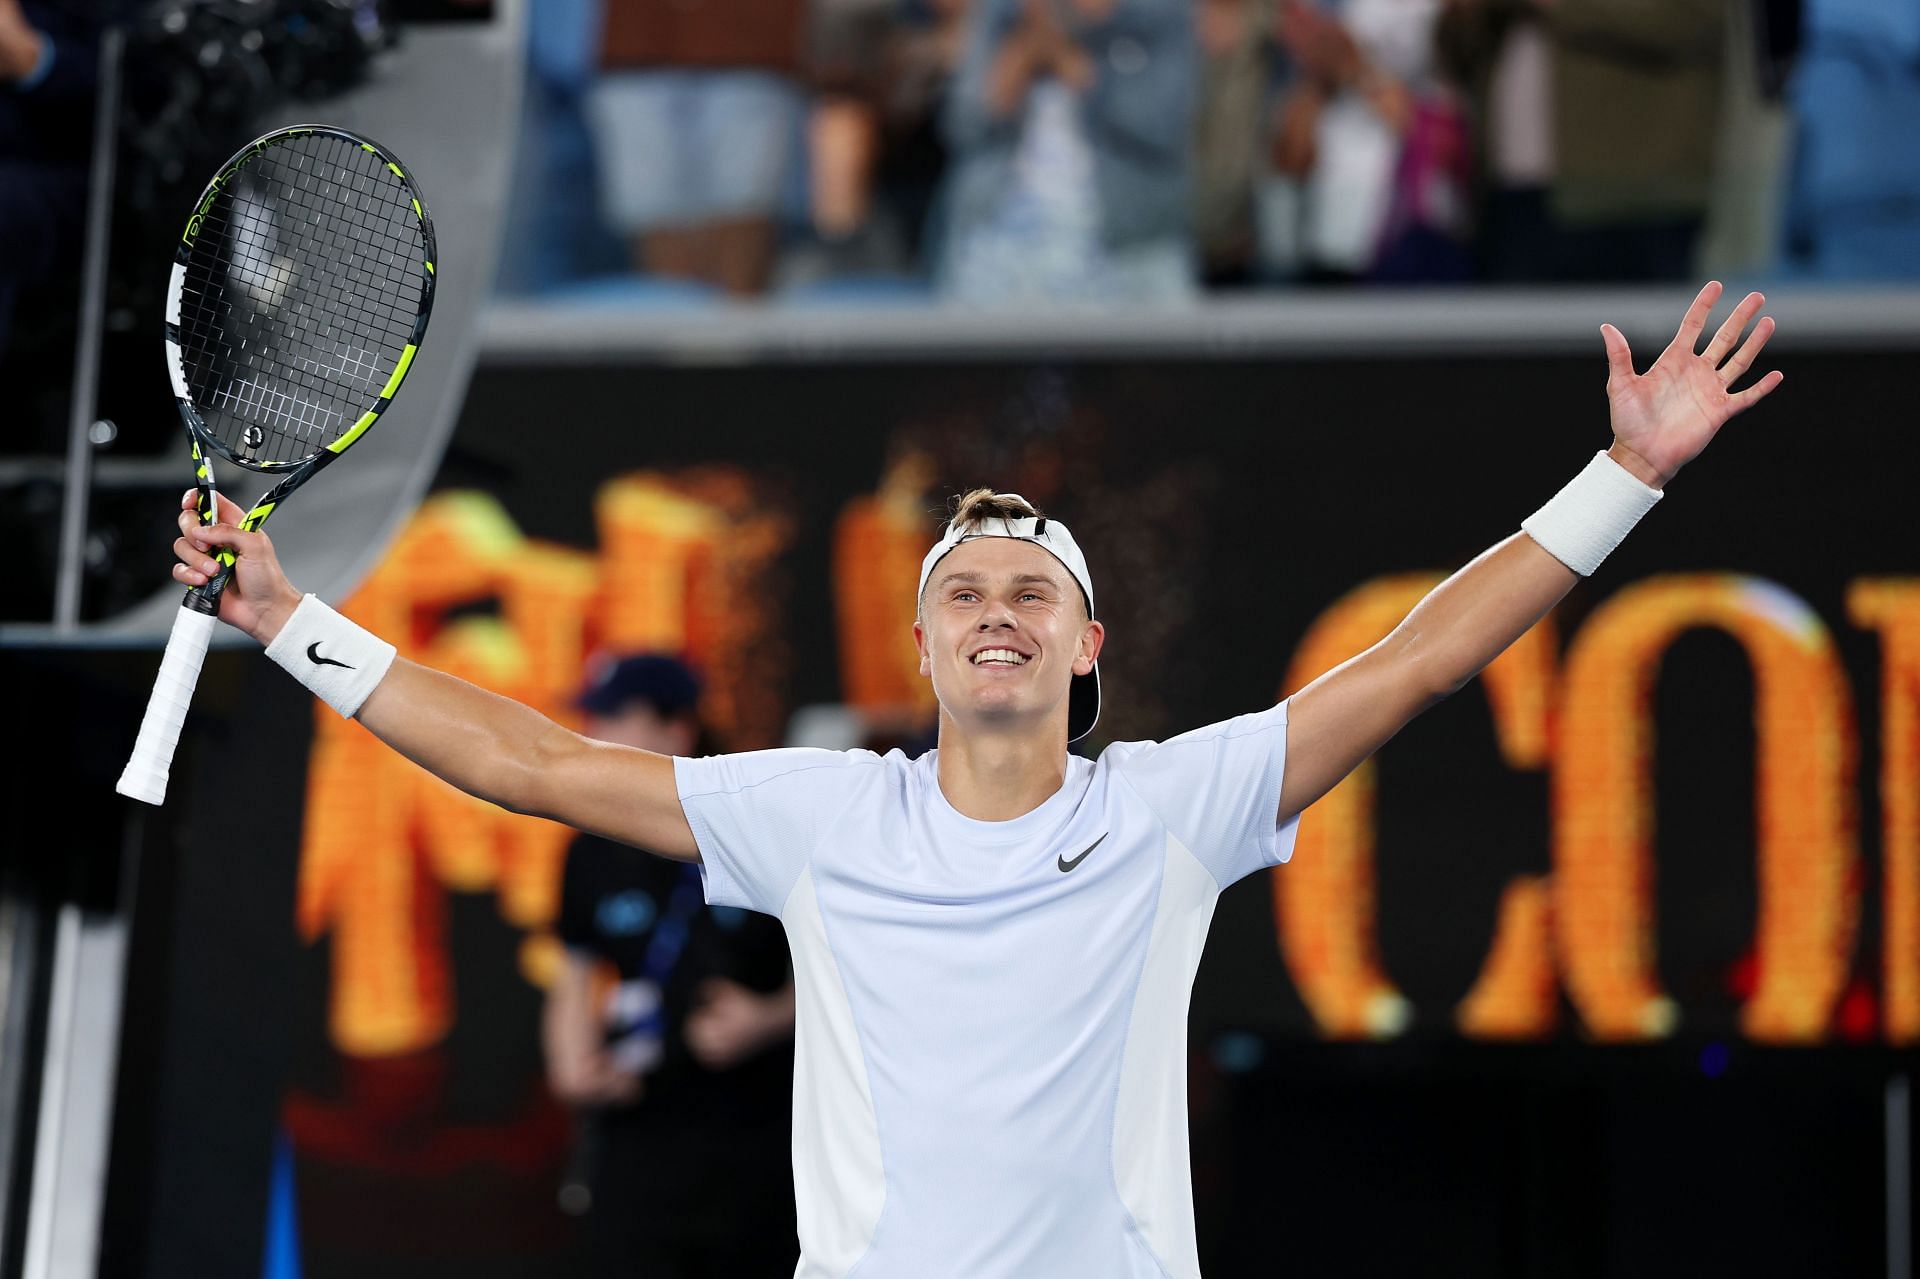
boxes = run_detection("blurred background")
[0,0,1916,1276]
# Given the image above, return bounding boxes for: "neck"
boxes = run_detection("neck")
[933,714,1070,822]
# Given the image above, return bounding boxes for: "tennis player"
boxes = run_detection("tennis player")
[169,283,1778,1277]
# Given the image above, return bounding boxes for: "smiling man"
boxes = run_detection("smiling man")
[168,283,1780,1277]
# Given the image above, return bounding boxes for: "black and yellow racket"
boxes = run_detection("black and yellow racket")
[117,125,436,805]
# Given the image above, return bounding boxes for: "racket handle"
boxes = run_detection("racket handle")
[116,603,219,805]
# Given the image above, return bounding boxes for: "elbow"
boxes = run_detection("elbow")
[1425,657,1477,706]
[1393,643,1470,708]
[498,719,579,819]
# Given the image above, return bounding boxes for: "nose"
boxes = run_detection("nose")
[977,600,1016,629]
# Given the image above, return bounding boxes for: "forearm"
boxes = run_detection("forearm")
[251,583,551,813]
[250,586,697,856]
[542,971,597,1096]
[1384,532,1576,700]
[1388,440,1664,693]
[984,35,1042,118]
[355,657,570,816]
[545,958,632,1104]
[1278,534,1574,823]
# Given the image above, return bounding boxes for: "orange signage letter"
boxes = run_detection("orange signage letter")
[1848,579,1920,1044]
[1555,576,1858,1042]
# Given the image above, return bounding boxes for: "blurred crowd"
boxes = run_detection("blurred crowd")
[498,0,1920,304]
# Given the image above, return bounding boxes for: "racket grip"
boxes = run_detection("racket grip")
[116,603,220,805]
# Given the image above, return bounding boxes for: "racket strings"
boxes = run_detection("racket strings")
[176,132,426,469]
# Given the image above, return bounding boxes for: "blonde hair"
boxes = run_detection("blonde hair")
[946,488,1044,532]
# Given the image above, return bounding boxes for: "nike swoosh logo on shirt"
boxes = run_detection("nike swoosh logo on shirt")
[1058,834,1106,873]
[307,642,354,670]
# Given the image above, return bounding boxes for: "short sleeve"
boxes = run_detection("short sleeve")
[1109,698,1298,889]
[673,748,876,916]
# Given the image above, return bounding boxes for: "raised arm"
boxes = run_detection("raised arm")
[1278,282,1783,823]
[169,490,700,861]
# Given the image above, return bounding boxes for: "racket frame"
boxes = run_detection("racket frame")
[118,124,436,805]
[167,123,438,611]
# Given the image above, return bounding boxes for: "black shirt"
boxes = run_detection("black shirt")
[556,833,792,1135]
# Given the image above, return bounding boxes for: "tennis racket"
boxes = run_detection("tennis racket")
[117,124,436,805]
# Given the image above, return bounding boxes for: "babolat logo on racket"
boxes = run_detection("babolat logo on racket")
[307,643,354,670]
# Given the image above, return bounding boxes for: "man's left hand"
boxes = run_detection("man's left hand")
[1602,281,1783,489]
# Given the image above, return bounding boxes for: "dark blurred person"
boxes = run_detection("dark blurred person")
[937,0,1198,303]
[780,0,968,291]
[588,0,810,296]
[1439,0,1726,281]
[1259,0,1470,283]
[1191,0,1269,285]
[881,0,973,263]
[0,0,98,361]
[544,653,797,1277]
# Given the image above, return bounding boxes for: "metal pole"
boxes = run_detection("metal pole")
[1893,1072,1912,1279]
[0,878,45,1272]
[53,27,125,632]
[19,904,79,1279]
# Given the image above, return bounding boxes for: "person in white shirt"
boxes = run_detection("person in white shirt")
[166,283,1779,1278]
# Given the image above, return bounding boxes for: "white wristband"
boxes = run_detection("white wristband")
[1521,451,1663,577]
[263,594,398,718]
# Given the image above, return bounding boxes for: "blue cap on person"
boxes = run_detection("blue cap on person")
[577,653,703,718]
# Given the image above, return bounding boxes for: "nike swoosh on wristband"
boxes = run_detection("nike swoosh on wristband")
[307,642,354,670]
[1058,833,1106,873]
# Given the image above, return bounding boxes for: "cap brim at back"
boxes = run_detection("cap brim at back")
[1068,664,1100,744]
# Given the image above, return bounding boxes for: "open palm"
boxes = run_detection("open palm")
[1604,282,1783,489]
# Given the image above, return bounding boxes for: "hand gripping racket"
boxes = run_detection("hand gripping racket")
[117,125,436,805]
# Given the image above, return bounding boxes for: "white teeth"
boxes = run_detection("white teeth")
[971,649,1029,666]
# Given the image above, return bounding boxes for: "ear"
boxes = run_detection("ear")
[913,620,931,677]
[1074,619,1105,675]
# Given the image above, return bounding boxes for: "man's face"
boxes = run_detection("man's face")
[913,538,1103,740]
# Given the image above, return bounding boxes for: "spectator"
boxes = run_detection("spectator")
[936,0,1199,304]
[0,0,98,360]
[1778,0,1920,279]
[781,0,969,291]
[883,0,974,264]
[496,0,625,295]
[544,654,797,1276]
[589,0,811,296]
[1439,0,1726,282]
[1192,0,1272,285]
[1258,0,1468,283]
[803,0,899,265]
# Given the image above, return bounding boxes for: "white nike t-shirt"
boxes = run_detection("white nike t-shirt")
[673,699,1299,1279]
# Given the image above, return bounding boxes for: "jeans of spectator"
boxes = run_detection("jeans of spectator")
[587,69,802,233]
[497,75,626,294]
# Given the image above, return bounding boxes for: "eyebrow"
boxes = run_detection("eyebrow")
[935,572,1066,592]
